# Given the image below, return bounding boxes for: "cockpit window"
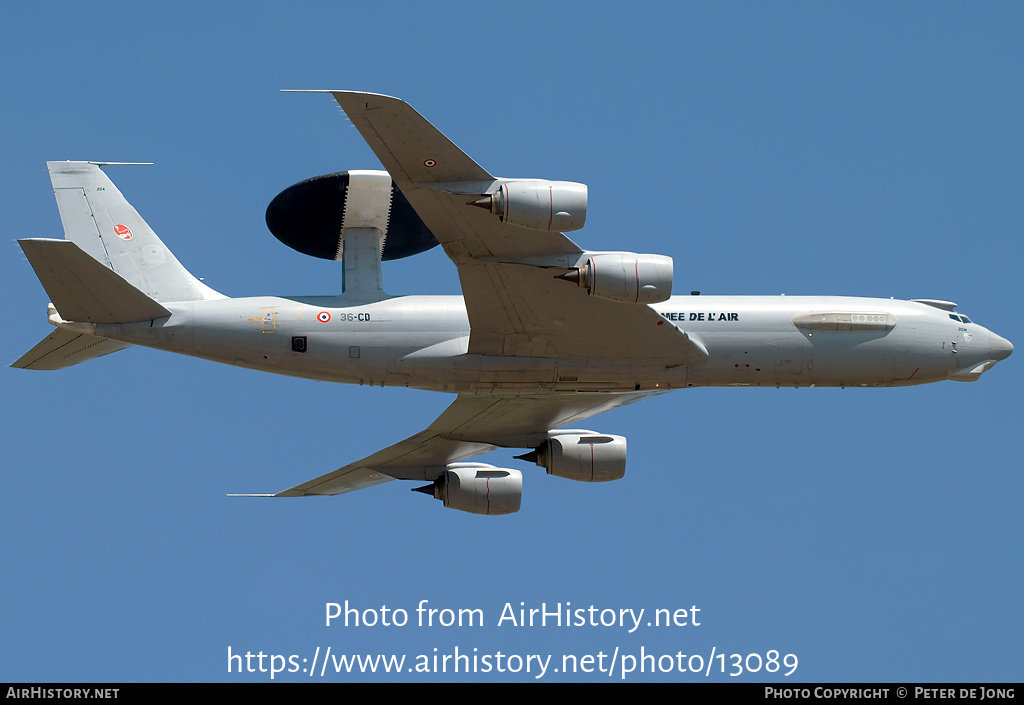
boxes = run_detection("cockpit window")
[949,313,973,324]
[960,315,972,324]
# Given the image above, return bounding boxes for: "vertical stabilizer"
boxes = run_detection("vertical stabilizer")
[46,161,223,303]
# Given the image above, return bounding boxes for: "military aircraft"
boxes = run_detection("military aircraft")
[15,91,1013,515]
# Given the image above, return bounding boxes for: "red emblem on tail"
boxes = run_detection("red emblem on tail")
[113,224,133,241]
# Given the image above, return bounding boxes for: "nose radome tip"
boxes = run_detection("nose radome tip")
[990,333,1013,361]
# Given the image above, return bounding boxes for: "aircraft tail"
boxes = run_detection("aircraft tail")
[46,161,223,303]
[13,238,173,369]
[16,162,223,369]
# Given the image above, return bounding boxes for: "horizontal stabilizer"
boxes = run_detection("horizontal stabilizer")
[19,239,171,323]
[12,329,131,370]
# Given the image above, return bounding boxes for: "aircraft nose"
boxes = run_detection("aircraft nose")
[989,332,1013,361]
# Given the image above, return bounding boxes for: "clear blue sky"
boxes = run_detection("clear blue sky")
[2,2,1020,682]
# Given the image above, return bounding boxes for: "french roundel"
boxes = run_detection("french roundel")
[317,311,331,323]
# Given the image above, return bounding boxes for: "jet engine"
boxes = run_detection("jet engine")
[516,430,627,482]
[414,463,522,515]
[559,253,673,304]
[471,180,588,232]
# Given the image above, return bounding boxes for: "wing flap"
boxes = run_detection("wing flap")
[458,262,706,362]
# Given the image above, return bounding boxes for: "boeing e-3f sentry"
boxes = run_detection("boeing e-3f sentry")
[15,91,1013,515]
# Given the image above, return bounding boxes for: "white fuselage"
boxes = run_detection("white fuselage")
[69,293,1010,393]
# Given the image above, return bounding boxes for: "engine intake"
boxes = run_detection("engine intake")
[559,253,673,304]
[516,430,627,482]
[471,180,588,232]
[414,463,522,515]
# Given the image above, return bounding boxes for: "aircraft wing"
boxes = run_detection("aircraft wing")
[323,91,705,366]
[265,391,657,497]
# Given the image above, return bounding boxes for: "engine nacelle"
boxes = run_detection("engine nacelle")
[517,430,627,482]
[472,180,588,232]
[561,253,673,304]
[417,463,522,515]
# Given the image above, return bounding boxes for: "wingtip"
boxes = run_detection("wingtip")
[281,89,404,103]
